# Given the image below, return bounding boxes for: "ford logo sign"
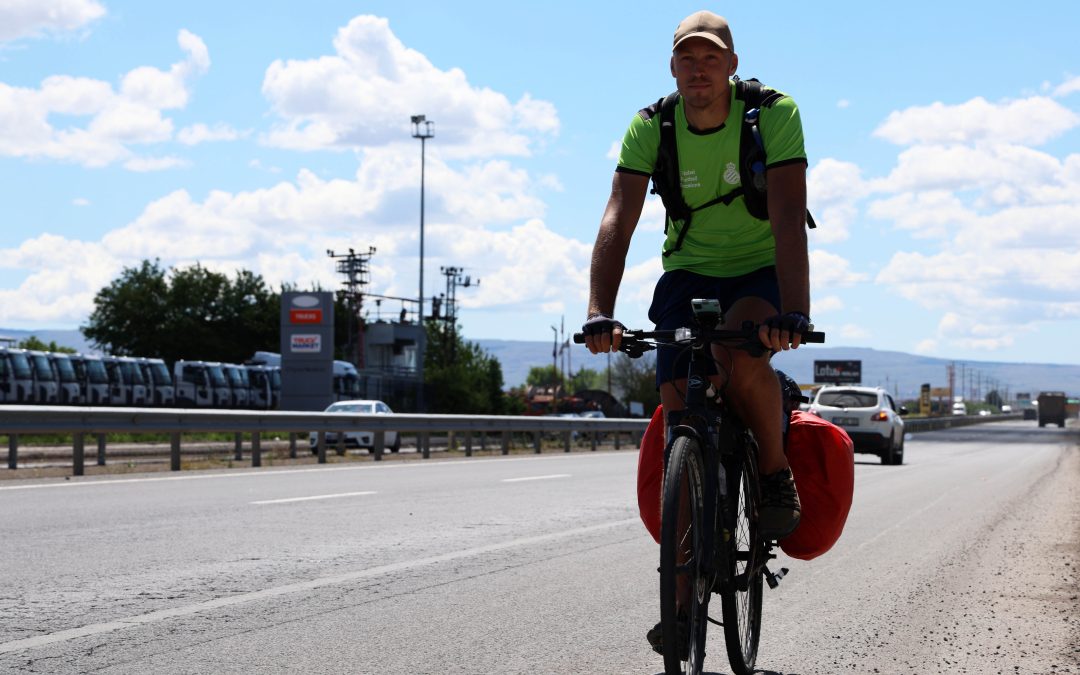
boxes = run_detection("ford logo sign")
[291,294,320,308]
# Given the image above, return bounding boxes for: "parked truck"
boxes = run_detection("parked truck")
[1037,391,1067,428]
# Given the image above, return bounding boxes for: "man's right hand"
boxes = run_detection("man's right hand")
[582,314,624,354]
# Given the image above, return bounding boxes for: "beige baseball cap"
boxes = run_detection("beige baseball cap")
[673,10,734,52]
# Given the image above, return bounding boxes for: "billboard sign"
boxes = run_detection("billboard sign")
[280,292,334,411]
[813,360,862,384]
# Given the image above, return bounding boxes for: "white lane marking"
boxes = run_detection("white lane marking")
[251,491,376,505]
[0,517,639,654]
[501,473,571,483]
[0,451,631,493]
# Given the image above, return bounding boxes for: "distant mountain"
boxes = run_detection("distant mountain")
[5,327,1077,401]
[475,338,1080,401]
[0,327,96,354]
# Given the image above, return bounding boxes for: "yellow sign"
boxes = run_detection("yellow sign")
[931,387,950,397]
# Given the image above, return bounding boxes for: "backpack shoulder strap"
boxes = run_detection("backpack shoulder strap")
[733,78,816,228]
[641,92,697,256]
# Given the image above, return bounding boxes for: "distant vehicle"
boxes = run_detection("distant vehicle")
[26,350,60,404]
[978,409,992,416]
[952,401,966,416]
[173,360,231,408]
[333,360,362,401]
[223,364,251,408]
[70,354,110,405]
[48,353,84,405]
[310,399,399,453]
[138,357,175,407]
[810,385,907,465]
[1000,404,1012,413]
[0,347,35,403]
[1037,392,1067,428]
[246,364,274,410]
[102,356,149,406]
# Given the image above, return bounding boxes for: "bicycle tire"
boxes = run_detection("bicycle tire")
[719,452,763,675]
[659,435,711,675]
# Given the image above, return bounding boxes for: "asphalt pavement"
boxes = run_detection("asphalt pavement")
[0,420,1076,674]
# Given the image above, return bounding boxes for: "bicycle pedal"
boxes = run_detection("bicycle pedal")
[763,565,790,589]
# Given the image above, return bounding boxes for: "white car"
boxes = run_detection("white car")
[310,399,400,454]
[809,385,907,465]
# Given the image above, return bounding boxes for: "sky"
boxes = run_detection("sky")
[1,0,1079,365]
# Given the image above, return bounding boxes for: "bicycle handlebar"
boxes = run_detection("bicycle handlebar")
[571,323,826,356]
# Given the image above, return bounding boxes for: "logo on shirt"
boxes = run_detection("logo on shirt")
[679,169,701,190]
[723,162,740,185]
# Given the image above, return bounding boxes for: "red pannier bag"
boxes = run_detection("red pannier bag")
[637,405,666,543]
[636,407,854,560]
[780,410,855,560]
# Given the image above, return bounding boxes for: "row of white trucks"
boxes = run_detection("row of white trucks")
[0,348,360,409]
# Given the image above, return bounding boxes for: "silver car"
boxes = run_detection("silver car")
[809,385,907,465]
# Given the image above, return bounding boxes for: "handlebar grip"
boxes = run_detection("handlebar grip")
[572,333,586,344]
[802,331,826,343]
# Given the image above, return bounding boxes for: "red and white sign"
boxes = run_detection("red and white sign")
[290,334,322,353]
[289,309,323,324]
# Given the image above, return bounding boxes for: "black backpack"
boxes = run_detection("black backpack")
[639,77,816,257]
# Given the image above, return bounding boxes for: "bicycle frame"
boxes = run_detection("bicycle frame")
[661,325,765,594]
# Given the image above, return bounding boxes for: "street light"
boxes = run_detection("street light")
[411,114,434,322]
[411,115,434,414]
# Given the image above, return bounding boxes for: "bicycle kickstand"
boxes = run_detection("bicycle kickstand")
[763,564,790,589]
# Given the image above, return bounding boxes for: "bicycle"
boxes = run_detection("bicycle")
[576,299,824,675]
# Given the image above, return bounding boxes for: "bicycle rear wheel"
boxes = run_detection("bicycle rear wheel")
[719,454,763,675]
[659,435,711,675]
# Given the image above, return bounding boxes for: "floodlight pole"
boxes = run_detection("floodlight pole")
[411,115,434,413]
[411,115,434,323]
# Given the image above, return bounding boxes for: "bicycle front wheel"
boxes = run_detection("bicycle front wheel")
[719,454,763,675]
[659,435,711,675]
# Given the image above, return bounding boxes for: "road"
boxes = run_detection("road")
[0,420,1076,674]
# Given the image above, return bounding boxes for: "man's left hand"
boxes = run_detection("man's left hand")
[759,311,810,351]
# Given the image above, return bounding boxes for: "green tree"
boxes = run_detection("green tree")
[526,365,565,389]
[611,352,660,413]
[424,321,512,414]
[17,336,76,353]
[83,259,279,364]
[569,367,606,393]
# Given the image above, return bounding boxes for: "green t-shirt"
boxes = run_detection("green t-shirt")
[616,80,807,277]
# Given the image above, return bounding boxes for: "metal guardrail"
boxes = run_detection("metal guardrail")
[902,412,1023,432]
[0,406,649,475]
[0,407,1027,477]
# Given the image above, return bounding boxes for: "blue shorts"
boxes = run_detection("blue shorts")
[647,266,780,387]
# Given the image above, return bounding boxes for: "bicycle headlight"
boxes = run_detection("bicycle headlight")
[675,327,693,342]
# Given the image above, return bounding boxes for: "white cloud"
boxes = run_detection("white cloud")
[836,99,850,109]
[123,156,190,172]
[73,197,90,207]
[807,158,868,243]
[822,77,1080,354]
[873,96,1079,147]
[0,140,575,324]
[809,249,866,289]
[178,123,245,145]
[837,324,870,339]
[1052,75,1080,98]
[812,295,844,314]
[0,0,105,42]
[0,30,209,169]
[260,15,558,158]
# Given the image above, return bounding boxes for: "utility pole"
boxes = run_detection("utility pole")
[411,114,434,412]
[438,266,479,360]
[326,247,376,367]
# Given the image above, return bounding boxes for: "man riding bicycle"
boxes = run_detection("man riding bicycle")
[583,10,812,542]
